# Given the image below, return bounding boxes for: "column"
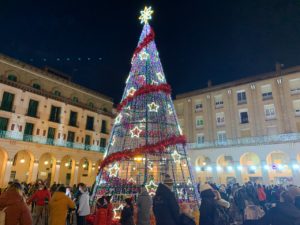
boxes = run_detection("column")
[30,160,39,183]
[261,161,270,185]
[73,162,79,185]
[53,161,61,183]
[291,159,300,186]
[234,162,243,184]
[3,159,13,186]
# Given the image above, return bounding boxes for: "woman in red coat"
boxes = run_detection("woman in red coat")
[94,197,108,225]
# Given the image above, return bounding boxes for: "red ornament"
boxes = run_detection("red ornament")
[132,28,155,60]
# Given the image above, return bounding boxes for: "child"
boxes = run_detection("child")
[94,197,108,225]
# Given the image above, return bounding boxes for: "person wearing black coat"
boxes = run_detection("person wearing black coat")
[199,184,216,225]
[153,175,180,225]
[120,197,134,225]
[264,191,300,225]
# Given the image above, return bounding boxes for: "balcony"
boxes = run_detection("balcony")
[291,88,300,95]
[188,132,300,150]
[262,93,273,101]
[0,130,106,153]
[237,99,247,105]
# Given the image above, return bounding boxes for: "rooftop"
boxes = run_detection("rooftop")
[176,63,300,99]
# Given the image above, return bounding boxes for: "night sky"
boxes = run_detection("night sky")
[1,0,300,103]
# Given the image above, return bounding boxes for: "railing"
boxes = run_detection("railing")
[0,130,106,153]
[188,132,300,150]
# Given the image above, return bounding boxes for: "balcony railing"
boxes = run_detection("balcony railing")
[188,132,300,150]
[0,130,106,153]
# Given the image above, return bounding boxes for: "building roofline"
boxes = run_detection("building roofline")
[0,53,114,103]
[175,64,300,100]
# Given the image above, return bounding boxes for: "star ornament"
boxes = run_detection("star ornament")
[130,126,143,138]
[111,135,116,146]
[145,179,158,196]
[108,163,120,177]
[148,102,159,112]
[156,72,164,82]
[139,6,154,24]
[113,204,124,219]
[172,150,182,163]
[139,50,149,61]
[168,104,173,115]
[127,87,136,97]
[115,114,122,125]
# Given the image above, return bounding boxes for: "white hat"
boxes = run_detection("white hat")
[200,183,213,193]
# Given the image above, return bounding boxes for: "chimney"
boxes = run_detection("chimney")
[207,80,212,88]
[275,62,283,76]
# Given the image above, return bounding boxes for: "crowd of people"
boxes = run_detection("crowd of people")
[0,177,300,225]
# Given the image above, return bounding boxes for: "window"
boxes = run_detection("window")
[32,83,41,90]
[88,102,94,108]
[237,91,247,104]
[86,116,94,131]
[290,78,300,94]
[293,100,300,116]
[214,95,223,108]
[7,74,17,82]
[72,96,79,103]
[101,120,107,133]
[46,127,56,145]
[0,92,15,112]
[239,109,249,124]
[261,85,273,100]
[217,131,227,143]
[216,112,225,126]
[67,131,75,147]
[69,111,78,127]
[195,101,203,112]
[23,123,34,142]
[196,116,204,128]
[264,104,276,119]
[100,138,107,148]
[0,117,8,138]
[84,135,91,150]
[53,90,61,96]
[27,99,39,117]
[197,133,204,144]
[49,106,61,123]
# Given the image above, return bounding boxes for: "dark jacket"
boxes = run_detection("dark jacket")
[120,205,134,225]
[266,202,300,225]
[199,189,216,225]
[153,183,180,225]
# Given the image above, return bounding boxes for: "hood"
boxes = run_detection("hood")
[0,190,23,207]
[52,192,67,202]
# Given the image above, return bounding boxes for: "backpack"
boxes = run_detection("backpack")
[213,205,230,225]
[0,207,7,225]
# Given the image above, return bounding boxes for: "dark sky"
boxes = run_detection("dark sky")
[1,0,300,103]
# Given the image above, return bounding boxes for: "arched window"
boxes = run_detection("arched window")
[8,74,17,82]
[32,83,41,90]
[88,102,94,108]
[53,90,61,96]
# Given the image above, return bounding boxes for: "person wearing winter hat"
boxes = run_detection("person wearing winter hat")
[153,174,180,225]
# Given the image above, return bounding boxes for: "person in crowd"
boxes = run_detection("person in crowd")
[66,186,72,199]
[264,191,300,225]
[94,196,108,225]
[77,183,91,225]
[295,196,300,210]
[219,184,230,202]
[257,184,267,208]
[120,197,134,225]
[105,195,113,225]
[199,183,230,225]
[153,174,180,225]
[27,182,51,225]
[49,185,75,225]
[0,182,32,225]
[137,186,152,225]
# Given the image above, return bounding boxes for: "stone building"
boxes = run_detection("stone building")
[0,54,113,187]
[174,63,300,185]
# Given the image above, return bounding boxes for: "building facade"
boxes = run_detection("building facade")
[0,54,113,187]
[174,63,300,185]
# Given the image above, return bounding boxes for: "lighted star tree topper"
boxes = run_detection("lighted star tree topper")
[92,6,199,208]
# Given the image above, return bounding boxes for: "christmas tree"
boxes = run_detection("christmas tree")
[92,7,199,219]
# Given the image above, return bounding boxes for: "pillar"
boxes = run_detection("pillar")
[53,161,61,183]
[73,162,79,185]
[291,159,300,186]
[3,159,13,186]
[261,161,270,185]
[30,160,39,183]
[234,162,243,185]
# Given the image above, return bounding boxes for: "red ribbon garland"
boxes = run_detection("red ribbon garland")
[117,83,171,112]
[100,135,186,169]
[132,27,155,60]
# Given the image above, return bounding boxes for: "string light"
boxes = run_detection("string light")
[127,87,136,97]
[156,72,164,82]
[148,102,159,112]
[145,179,158,196]
[113,204,124,219]
[139,6,154,24]
[171,150,182,163]
[139,50,149,61]
[115,114,123,125]
[130,126,143,138]
[108,163,120,177]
